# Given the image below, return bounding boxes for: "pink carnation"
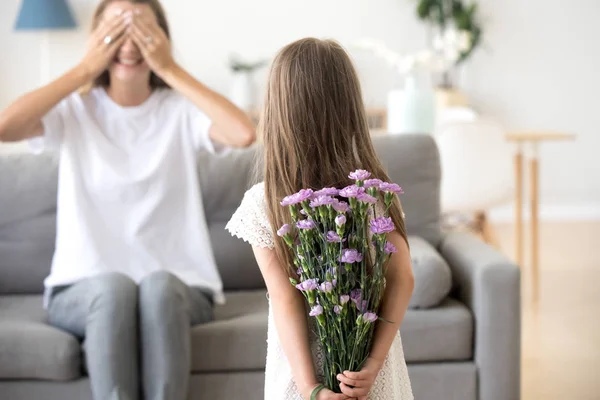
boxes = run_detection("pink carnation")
[349,170,371,180]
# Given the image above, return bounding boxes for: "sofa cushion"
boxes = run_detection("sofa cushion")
[407,236,453,309]
[191,293,472,372]
[0,153,58,294]
[191,290,268,372]
[0,291,472,379]
[0,296,81,381]
[0,153,58,227]
[371,134,442,246]
[401,298,473,362]
[0,214,56,294]
[209,223,265,291]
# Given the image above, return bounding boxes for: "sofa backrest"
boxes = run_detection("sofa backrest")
[0,134,440,295]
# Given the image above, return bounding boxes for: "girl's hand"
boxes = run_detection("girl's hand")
[129,7,175,77]
[302,383,352,400]
[80,10,131,80]
[315,387,353,400]
[337,357,383,399]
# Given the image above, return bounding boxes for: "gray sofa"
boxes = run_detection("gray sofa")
[0,134,520,400]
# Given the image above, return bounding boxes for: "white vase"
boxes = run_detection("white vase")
[387,72,436,135]
[229,72,254,112]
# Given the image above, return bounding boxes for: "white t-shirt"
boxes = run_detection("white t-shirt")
[30,87,226,307]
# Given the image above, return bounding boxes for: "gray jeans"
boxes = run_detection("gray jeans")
[47,271,214,400]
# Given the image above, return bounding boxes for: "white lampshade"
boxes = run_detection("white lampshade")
[436,119,513,213]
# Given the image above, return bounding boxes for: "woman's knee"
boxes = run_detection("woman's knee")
[87,272,137,312]
[93,272,136,292]
[139,271,186,310]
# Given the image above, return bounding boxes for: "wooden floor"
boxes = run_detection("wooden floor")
[493,221,600,400]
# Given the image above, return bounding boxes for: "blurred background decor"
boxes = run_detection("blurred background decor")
[227,54,267,113]
[415,0,483,108]
[436,118,513,248]
[13,0,78,85]
[355,39,438,135]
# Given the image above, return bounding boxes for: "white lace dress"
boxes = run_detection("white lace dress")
[225,182,414,400]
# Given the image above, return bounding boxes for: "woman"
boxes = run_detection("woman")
[0,1,255,400]
[226,38,414,400]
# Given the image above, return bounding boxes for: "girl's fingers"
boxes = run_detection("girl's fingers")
[332,395,350,400]
[339,383,363,397]
[336,374,361,387]
[342,370,365,380]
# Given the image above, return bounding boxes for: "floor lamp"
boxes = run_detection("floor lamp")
[14,0,77,85]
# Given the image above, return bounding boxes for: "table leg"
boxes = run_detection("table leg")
[514,146,524,267]
[530,144,540,300]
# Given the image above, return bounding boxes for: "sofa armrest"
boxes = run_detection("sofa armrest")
[439,231,521,400]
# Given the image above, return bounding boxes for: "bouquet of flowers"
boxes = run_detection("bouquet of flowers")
[276,169,404,392]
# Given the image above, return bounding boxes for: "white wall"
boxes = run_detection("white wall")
[1,0,599,219]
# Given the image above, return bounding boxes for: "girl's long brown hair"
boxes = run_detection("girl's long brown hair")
[259,38,408,274]
[86,0,171,91]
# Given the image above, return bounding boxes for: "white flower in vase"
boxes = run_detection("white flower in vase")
[353,39,438,135]
[353,39,439,76]
[432,28,473,58]
[431,27,473,87]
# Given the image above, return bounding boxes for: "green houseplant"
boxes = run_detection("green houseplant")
[415,0,482,89]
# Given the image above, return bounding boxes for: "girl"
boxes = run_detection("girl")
[0,1,254,399]
[226,38,414,400]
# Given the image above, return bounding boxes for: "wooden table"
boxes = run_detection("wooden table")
[505,132,576,295]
